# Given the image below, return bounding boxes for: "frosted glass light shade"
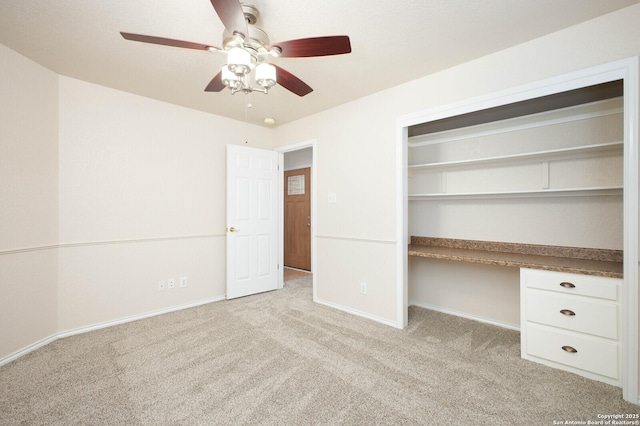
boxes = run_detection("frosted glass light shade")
[255,63,276,88]
[221,66,239,88]
[227,47,251,75]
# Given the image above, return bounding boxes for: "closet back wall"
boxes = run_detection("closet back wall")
[408,96,623,329]
[408,98,624,250]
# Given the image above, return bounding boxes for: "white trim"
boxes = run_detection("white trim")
[397,124,409,328]
[0,295,225,367]
[314,298,400,329]
[283,266,311,273]
[398,63,627,128]
[57,296,225,339]
[277,152,285,288]
[276,139,317,300]
[410,301,520,331]
[276,139,317,154]
[58,234,224,249]
[0,234,224,256]
[409,187,623,200]
[0,334,58,367]
[0,244,58,256]
[408,141,623,170]
[397,57,639,404]
[316,235,395,245]
[622,57,640,405]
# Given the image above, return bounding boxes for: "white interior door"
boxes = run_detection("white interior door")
[226,144,279,299]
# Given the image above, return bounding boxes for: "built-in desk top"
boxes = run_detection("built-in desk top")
[408,237,623,278]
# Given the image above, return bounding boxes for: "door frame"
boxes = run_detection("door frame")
[396,57,639,404]
[276,140,317,297]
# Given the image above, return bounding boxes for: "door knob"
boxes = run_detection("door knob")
[305,223,311,227]
[228,227,240,233]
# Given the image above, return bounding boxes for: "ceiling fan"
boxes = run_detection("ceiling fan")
[120,0,352,97]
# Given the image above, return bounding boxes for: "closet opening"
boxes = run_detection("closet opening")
[396,58,638,404]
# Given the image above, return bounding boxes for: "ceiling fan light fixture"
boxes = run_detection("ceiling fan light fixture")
[227,47,252,75]
[255,63,276,89]
[221,65,240,89]
[120,2,352,99]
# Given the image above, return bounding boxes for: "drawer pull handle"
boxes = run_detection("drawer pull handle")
[562,345,578,353]
[560,309,576,316]
[559,282,576,289]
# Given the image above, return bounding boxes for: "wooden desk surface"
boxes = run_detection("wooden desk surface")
[408,237,623,278]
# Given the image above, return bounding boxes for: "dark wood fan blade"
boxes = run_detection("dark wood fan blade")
[120,32,219,51]
[210,0,248,37]
[274,65,313,97]
[272,36,351,58]
[205,71,225,92]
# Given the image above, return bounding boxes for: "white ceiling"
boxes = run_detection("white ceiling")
[1,0,638,127]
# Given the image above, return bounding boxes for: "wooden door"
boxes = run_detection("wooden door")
[226,145,279,299]
[284,167,311,271]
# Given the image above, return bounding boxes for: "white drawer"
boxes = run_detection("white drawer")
[525,289,618,339]
[524,324,619,380]
[521,268,619,301]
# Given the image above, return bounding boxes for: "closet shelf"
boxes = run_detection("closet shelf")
[408,141,622,170]
[408,186,623,200]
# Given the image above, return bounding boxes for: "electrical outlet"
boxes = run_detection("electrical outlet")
[360,282,367,295]
[158,280,165,291]
[180,276,188,288]
[168,278,175,289]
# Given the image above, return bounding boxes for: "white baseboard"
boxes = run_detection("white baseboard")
[0,296,226,367]
[410,301,520,331]
[314,297,401,328]
[0,334,59,368]
[57,296,226,339]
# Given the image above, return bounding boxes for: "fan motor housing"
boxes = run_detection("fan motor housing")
[223,2,269,55]
[223,25,270,53]
[241,3,259,25]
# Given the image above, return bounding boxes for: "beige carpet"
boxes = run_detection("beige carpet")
[0,276,637,425]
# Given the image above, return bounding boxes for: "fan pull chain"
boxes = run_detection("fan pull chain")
[244,93,253,144]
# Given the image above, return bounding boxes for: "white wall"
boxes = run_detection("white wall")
[273,95,399,324]
[57,77,272,332]
[273,4,640,329]
[409,258,521,328]
[284,147,312,171]
[0,44,272,360]
[0,44,59,359]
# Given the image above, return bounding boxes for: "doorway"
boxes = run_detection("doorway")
[276,140,317,286]
[284,167,311,271]
[283,148,312,283]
